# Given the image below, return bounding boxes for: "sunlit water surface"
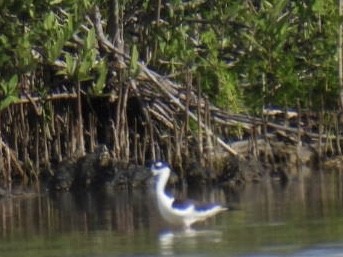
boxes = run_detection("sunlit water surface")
[1,171,343,257]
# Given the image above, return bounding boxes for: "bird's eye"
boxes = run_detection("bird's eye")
[155,161,162,167]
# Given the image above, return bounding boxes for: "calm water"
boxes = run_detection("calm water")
[1,171,343,257]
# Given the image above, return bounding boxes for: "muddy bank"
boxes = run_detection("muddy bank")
[0,136,338,196]
[47,134,324,192]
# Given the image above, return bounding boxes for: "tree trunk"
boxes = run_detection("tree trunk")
[339,0,343,111]
[108,0,125,68]
[77,80,85,156]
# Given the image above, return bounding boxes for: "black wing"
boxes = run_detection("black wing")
[171,198,194,210]
[194,203,219,212]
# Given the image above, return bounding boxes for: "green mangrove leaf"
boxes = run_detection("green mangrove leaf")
[0,75,19,111]
[7,75,18,95]
[85,28,96,50]
[43,12,56,30]
[65,52,77,77]
[92,60,107,94]
[78,49,96,81]
[0,95,19,111]
[129,44,139,77]
[312,0,326,15]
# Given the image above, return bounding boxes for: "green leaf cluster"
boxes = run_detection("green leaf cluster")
[57,27,107,94]
[140,0,340,112]
[0,0,341,113]
[0,0,109,106]
[0,75,19,111]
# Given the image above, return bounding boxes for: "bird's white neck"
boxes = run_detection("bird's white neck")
[155,169,174,207]
[156,169,170,194]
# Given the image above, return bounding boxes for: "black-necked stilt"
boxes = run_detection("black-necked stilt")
[151,161,227,230]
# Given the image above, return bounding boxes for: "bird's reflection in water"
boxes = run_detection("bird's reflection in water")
[158,229,223,256]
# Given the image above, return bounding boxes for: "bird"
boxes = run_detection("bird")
[151,161,227,230]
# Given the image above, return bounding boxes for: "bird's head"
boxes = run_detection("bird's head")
[150,161,171,177]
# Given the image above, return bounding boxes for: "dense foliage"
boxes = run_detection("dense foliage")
[0,0,340,112]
